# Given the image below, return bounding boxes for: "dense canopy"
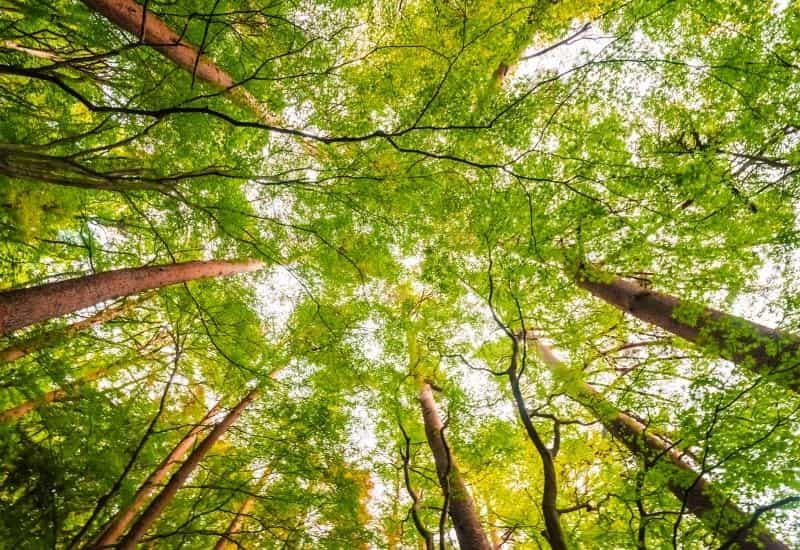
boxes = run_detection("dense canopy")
[1,0,799,548]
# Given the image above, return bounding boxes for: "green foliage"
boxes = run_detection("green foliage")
[1,0,800,548]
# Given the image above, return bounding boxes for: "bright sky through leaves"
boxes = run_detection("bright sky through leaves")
[1,0,799,548]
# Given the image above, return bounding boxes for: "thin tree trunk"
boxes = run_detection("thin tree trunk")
[0,337,165,423]
[577,274,800,393]
[0,145,166,192]
[80,0,278,124]
[213,468,271,550]
[506,340,566,550]
[116,388,258,549]
[1,358,120,423]
[91,400,222,548]
[0,259,262,336]
[529,336,790,550]
[418,382,492,550]
[0,294,149,363]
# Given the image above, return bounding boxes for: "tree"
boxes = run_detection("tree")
[528,335,790,550]
[213,467,271,550]
[91,400,221,548]
[117,388,259,549]
[506,336,567,550]
[0,294,150,363]
[577,273,800,393]
[2,0,800,547]
[80,0,278,124]
[418,381,492,550]
[0,335,165,423]
[0,259,262,336]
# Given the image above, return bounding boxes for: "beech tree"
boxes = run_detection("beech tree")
[1,0,800,548]
[91,400,221,548]
[117,388,259,549]
[0,259,262,336]
[418,381,492,550]
[577,273,800,393]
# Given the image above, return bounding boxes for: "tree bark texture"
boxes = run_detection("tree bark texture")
[418,382,492,550]
[0,259,262,336]
[117,388,259,549]
[578,275,800,393]
[0,294,149,363]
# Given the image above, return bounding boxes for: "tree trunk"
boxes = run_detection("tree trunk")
[91,400,221,548]
[0,259,262,336]
[1,359,119,423]
[577,274,800,393]
[0,337,165,423]
[213,468,271,550]
[506,346,566,550]
[418,382,492,550]
[116,388,258,549]
[0,145,166,192]
[529,337,790,550]
[0,294,149,363]
[80,0,277,124]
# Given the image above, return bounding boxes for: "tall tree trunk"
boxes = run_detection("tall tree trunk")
[506,341,566,550]
[577,274,800,393]
[116,388,259,549]
[0,335,166,423]
[1,357,126,423]
[0,144,166,192]
[0,259,262,336]
[528,336,790,550]
[418,382,492,550]
[0,294,150,363]
[80,0,277,124]
[91,400,221,548]
[213,468,271,550]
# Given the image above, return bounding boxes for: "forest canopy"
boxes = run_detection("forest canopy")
[1,0,799,548]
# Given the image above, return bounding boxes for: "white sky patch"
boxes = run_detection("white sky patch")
[252,264,305,335]
[344,392,380,462]
[772,0,791,15]
[516,22,613,80]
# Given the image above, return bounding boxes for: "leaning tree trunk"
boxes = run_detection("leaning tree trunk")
[1,354,136,423]
[0,259,262,336]
[0,334,166,423]
[213,468,271,550]
[528,336,790,550]
[418,382,492,550]
[116,388,259,549]
[506,342,567,550]
[91,400,221,548]
[80,0,278,124]
[0,294,150,363]
[577,274,800,393]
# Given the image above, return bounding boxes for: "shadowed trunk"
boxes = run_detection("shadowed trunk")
[577,274,800,393]
[213,468,271,550]
[90,400,221,548]
[0,259,262,336]
[117,388,259,549]
[529,336,790,550]
[1,357,126,423]
[0,294,150,363]
[80,0,278,124]
[0,335,166,423]
[0,145,166,192]
[507,341,566,550]
[418,382,492,550]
